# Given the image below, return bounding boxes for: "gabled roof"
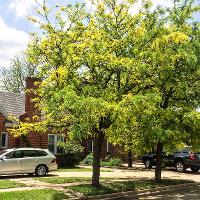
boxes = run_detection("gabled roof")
[0,91,25,118]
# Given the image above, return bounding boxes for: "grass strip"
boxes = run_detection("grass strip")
[68,179,191,196]
[38,177,92,184]
[0,189,67,200]
[0,180,25,189]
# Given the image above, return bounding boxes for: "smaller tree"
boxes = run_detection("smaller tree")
[0,51,38,93]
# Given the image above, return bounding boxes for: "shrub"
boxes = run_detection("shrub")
[101,158,123,167]
[81,153,123,167]
[57,141,84,167]
[81,153,93,165]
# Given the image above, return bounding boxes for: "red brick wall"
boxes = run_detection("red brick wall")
[25,77,41,117]
[16,77,48,149]
[10,132,48,149]
[0,113,5,133]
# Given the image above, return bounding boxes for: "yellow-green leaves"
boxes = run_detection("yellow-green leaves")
[11,0,200,155]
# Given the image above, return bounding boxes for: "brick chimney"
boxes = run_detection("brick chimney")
[25,77,41,117]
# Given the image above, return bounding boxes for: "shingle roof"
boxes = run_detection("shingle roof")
[0,91,25,118]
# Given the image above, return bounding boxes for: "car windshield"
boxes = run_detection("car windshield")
[0,150,8,156]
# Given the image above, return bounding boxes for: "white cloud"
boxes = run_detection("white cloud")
[0,18,30,68]
[154,0,173,8]
[8,0,36,17]
[84,0,95,12]
[84,0,174,14]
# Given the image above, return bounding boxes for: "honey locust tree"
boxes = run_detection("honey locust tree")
[12,0,200,185]
[108,0,200,182]
[12,0,162,187]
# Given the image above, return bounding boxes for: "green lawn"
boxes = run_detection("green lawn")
[0,189,67,200]
[68,179,190,196]
[0,180,25,189]
[38,177,92,184]
[37,177,112,184]
[57,167,112,172]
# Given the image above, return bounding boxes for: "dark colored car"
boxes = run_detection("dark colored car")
[142,149,200,173]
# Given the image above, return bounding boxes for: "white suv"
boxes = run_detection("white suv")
[0,148,57,176]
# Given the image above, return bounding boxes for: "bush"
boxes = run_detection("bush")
[81,153,123,167]
[101,158,123,167]
[57,141,84,167]
[82,153,93,165]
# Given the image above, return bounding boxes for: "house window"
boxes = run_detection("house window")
[107,141,112,153]
[1,132,8,148]
[87,140,93,152]
[48,134,64,154]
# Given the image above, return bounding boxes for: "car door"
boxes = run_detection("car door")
[20,150,37,173]
[163,153,174,166]
[0,150,22,174]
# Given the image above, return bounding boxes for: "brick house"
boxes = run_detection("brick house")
[0,77,48,152]
[0,77,126,160]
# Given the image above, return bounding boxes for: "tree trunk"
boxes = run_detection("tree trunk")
[92,133,104,187]
[155,141,163,183]
[128,150,133,168]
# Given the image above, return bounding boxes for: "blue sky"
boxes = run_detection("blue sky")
[0,0,84,69]
[0,0,199,70]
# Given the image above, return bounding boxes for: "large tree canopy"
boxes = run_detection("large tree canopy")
[12,0,200,185]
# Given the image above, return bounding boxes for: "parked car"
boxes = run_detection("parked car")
[142,148,200,173]
[0,148,57,176]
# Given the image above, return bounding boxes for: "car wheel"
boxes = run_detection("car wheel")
[175,161,186,173]
[35,165,47,176]
[190,167,199,173]
[144,159,152,169]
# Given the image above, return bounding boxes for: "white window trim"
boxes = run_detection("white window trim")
[87,140,93,152]
[1,132,8,148]
[106,141,112,153]
[48,134,64,154]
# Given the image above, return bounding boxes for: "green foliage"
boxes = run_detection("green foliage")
[0,51,38,93]
[57,141,84,167]
[57,141,84,154]
[82,153,123,167]
[11,0,200,182]
[13,0,199,148]
[101,157,123,167]
[82,153,93,165]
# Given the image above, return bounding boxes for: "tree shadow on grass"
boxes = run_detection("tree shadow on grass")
[52,192,68,200]
[68,179,194,197]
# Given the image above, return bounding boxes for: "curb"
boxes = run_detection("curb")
[69,182,198,200]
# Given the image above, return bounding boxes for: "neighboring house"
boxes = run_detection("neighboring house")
[0,78,48,152]
[0,77,126,160]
